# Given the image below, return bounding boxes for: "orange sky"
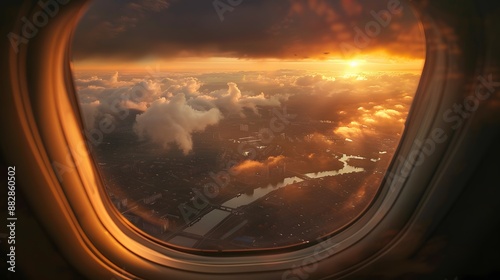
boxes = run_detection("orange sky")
[73,54,424,73]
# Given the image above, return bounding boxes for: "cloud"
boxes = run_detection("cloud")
[231,155,286,175]
[162,77,203,96]
[191,82,281,116]
[333,100,410,140]
[75,72,165,115]
[341,0,363,17]
[295,75,329,87]
[72,0,425,62]
[75,0,171,40]
[134,94,222,155]
[294,75,337,94]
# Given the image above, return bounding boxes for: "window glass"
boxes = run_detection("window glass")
[72,0,425,250]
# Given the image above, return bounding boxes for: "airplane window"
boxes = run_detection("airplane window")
[71,0,425,250]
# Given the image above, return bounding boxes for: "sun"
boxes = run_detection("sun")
[341,59,369,79]
[348,60,362,68]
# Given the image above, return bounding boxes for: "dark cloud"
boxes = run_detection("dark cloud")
[72,0,425,62]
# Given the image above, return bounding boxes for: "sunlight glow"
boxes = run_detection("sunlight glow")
[347,59,367,68]
[73,55,423,74]
[349,60,360,68]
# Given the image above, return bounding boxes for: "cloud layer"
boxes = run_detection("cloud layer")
[75,69,420,154]
[75,71,285,153]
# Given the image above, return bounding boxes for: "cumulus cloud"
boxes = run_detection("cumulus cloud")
[75,72,162,107]
[294,75,338,95]
[161,77,203,96]
[134,94,222,155]
[192,82,281,117]
[295,75,328,87]
[333,100,410,140]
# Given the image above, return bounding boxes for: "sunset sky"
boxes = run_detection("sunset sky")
[71,0,425,72]
[72,1,425,235]
[72,0,426,155]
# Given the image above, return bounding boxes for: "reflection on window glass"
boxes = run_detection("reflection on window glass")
[71,0,425,250]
